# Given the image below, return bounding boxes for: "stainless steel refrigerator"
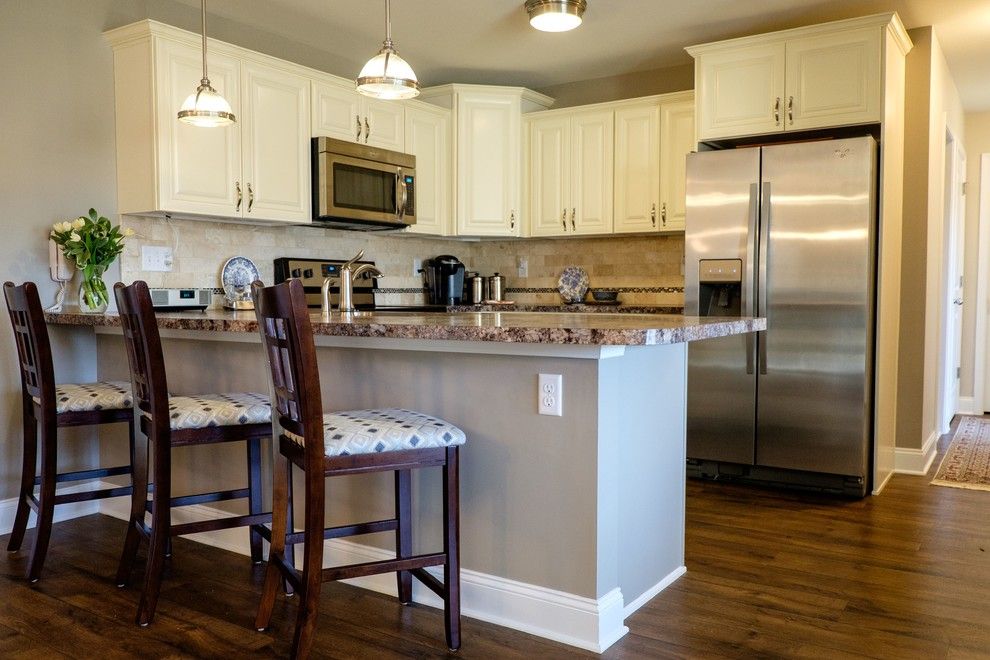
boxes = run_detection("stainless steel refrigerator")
[685,136,877,497]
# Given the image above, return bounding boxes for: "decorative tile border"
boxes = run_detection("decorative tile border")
[505,286,685,294]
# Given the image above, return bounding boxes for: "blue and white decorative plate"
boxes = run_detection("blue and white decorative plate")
[221,256,260,303]
[557,266,589,304]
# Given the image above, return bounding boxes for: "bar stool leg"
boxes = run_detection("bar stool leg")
[394,469,413,604]
[116,426,149,587]
[255,448,289,631]
[291,468,326,659]
[247,436,264,564]
[443,447,461,651]
[7,407,37,554]
[26,414,58,583]
[283,460,296,597]
[136,433,171,626]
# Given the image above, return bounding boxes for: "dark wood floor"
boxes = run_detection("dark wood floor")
[2,424,989,658]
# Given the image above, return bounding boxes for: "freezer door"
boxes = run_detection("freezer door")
[756,136,877,477]
[686,148,760,465]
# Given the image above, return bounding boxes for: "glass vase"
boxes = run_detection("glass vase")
[78,265,109,314]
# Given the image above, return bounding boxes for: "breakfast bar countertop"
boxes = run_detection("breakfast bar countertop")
[46,307,765,346]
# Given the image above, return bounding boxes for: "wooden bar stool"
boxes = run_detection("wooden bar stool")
[3,281,136,583]
[112,280,273,626]
[251,279,465,659]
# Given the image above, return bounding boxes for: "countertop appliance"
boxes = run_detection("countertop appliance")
[422,255,466,305]
[311,136,416,231]
[149,288,212,311]
[684,136,878,497]
[274,257,446,312]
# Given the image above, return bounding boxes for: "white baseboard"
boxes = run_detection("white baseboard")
[893,430,939,476]
[98,491,629,653]
[623,565,686,618]
[957,396,979,416]
[0,482,102,537]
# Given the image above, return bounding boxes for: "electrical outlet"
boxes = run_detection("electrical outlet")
[517,256,529,278]
[142,246,173,272]
[538,373,563,416]
[413,258,422,277]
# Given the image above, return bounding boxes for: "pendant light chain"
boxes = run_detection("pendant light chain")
[177,0,235,126]
[356,0,419,100]
[200,0,209,86]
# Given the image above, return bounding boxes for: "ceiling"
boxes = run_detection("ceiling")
[179,0,990,110]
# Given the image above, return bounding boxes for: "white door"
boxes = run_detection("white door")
[696,43,785,140]
[613,103,660,233]
[941,137,965,430]
[659,98,695,233]
[456,92,521,237]
[570,109,613,235]
[157,39,242,217]
[363,98,405,150]
[528,115,571,237]
[241,62,311,223]
[312,80,362,143]
[785,27,881,131]
[403,104,450,236]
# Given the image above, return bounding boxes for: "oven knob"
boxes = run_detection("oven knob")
[291,268,302,278]
[304,268,314,278]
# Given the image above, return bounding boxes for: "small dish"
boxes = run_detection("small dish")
[591,290,619,302]
[557,266,589,304]
[221,256,260,309]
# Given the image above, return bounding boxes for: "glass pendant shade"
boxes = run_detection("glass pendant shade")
[526,0,587,32]
[356,0,420,100]
[178,83,235,127]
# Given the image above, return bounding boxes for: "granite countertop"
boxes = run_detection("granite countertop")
[449,303,684,314]
[46,308,765,346]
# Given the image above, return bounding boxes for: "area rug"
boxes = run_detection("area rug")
[931,416,990,491]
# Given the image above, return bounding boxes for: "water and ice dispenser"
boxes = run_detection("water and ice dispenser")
[697,259,742,317]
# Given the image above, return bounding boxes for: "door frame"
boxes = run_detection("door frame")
[937,128,965,433]
[978,155,990,412]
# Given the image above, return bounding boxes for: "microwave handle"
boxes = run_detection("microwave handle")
[396,169,408,220]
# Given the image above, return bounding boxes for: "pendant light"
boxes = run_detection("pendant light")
[177,0,235,127]
[356,0,420,100]
[525,0,587,32]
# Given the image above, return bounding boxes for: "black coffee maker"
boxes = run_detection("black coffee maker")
[422,255,466,305]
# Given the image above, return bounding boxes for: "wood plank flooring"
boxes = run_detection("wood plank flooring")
[1,422,988,658]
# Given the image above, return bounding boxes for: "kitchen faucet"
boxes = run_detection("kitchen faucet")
[321,250,384,313]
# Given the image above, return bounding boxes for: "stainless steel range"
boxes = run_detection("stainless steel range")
[273,257,446,312]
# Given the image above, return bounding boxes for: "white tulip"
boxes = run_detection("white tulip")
[69,232,81,242]
[73,218,85,229]
[124,227,136,237]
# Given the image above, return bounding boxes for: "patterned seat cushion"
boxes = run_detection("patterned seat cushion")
[35,381,134,414]
[285,408,466,458]
[160,392,272,430]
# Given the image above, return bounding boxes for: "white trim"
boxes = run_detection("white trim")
[977,155,990,412]
[0,482,103,536]
[98,493,629,653]
[622,565,686,618]
[893,430,939,475]
[957,396,978,416]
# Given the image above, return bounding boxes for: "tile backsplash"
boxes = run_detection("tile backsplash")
[120,217,685,308]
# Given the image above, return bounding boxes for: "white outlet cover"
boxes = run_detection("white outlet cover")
[538,373,562,416]
[142,245,173,272]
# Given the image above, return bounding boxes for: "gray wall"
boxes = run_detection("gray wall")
[538,63,694,109]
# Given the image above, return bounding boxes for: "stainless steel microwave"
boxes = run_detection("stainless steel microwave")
[311,136,416,231]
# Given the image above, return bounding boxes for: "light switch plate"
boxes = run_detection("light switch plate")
[517,257,529,278]
[142,246,173,272]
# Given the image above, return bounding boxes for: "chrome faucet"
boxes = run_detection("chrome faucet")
[322,250,384,313]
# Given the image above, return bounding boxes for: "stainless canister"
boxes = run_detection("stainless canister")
[469,273,485,304]
[486,273,505,302]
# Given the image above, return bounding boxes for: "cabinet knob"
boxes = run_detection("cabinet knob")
[571,208,576,231]
[247,183,255,212]
[235,181,242,212]
[773,97,781,126]
[356,115,363,142]
[787,96,794,125]
[661,202,667,226]
[510,210,516,230]
[562,209,567,231]
[364,117,371,143]
[651,203,656,227]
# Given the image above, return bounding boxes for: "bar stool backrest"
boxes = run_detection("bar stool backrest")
[113,281,169,430]
[3,282,56,412]
[251,279,325,466]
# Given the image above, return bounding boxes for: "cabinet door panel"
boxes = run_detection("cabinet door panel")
[614,103,660,233]
[364,98,405,150]
[785,28,881,131]
[404,105,450,236]
[158,40,241,216]
[457,93,520,236]
[696,43,785,140]
[242,62,311,222]
[528,115,570,237]
[312,81,361,142]
[571,110,613,235]
[659,99,695,232]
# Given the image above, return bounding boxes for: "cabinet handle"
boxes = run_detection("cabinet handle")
[356,115,363,142]
[774,97,780,126]
[235,181,242,212]
[364,117,371,143]
[651,203,656,227]
[661,202,667,227]
[787,96,794,125]
[510,210,516,230]
[561,209,568,231]
[247,183,254,212]
[570,208,576,231]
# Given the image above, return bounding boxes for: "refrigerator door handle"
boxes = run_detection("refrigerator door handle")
[758,181,771,374]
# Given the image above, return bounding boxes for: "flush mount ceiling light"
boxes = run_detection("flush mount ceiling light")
[177,0,235,127]
[356,0,420,100]
[525,0,587,32]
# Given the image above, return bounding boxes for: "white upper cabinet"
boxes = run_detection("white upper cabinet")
[659,99,695,232]
[312,80,404,151]
[106,21,311,224]
[613,102,660,233]
[528,115,571,237]
[689,14,906,140]
[569,109,614,235]
[403,102,451,236]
